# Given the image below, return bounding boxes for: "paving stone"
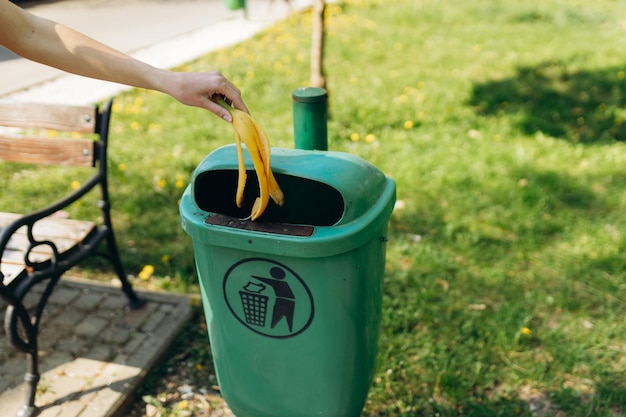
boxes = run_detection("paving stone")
[118,324,151,355]
[39,320,73,342]
[47,286,81,306]
[85,344,119,363]
[39,350,76,375]
[123,301,158,329]
[53,307,88,329]
[140,304,169,333]
[74,315,110,339]
[38,397,89,417]
[51,335,90,359]
[0,277,192,417]
[97,325,132,347]
[99,295,128,311]
[62,357,105,379]
[72,292,105,312]
[37,374,87,406]
[0,355,26,379]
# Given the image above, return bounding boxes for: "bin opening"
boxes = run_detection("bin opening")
[194,169,345,228]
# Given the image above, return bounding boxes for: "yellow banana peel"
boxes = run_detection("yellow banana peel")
[218,100,284,221]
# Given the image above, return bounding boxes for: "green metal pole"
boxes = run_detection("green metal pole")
[292,87,328,151]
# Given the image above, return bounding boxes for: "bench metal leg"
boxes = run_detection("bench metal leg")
[4,304,41,417]
[16,365,39,417]
[4,273,63,417]
[104,230,146,310]
[99,193,146,311]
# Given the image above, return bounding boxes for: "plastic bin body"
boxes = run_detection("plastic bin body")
[180,145,396,417]
[224,0,245,10]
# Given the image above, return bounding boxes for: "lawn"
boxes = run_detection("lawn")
[2,0,626,415]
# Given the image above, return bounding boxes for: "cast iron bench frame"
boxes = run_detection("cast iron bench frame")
[0,100,145,417]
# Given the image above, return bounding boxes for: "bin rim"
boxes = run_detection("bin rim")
[180,146,396,258]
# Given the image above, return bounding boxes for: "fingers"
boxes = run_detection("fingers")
[164,70,249,123]
[205,98,233,123]
[216,78,249,114]
[201,72,249,122]
[229,91,249,114]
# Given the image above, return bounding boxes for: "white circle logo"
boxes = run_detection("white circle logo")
[223,258,314,338]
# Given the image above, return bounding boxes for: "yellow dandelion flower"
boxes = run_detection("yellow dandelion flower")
[161,254,170,264]
[130,121,141,131]
[365,133,376,143]
[138,264,154,281]
[397,94,409,104]
[349,132,360,142]
[70,180,81,190]
[157,179,167,188]
[47,129,59,138]
[175,179,185,189]
[194,363,203,371]
[178,400,189,410]
[403,120,414,130]
[190,294,202,306]
[118,163,127,172]
[148,123,162,133]
[246,70,255,78]
[520,327,532,336]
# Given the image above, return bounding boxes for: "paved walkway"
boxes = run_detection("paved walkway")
[0,278,193,417]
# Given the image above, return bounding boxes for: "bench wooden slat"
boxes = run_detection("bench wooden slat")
[0,102,96,133]
[0,213,96,238]
[0,263,26,286]
[3,233,89,260]
[0,136,95,167]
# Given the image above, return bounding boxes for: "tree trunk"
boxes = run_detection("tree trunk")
[310,0,326,89]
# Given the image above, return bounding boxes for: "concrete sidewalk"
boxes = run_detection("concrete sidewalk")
[1,0,310,104]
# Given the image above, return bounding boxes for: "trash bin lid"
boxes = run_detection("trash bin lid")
[180,145,396,258]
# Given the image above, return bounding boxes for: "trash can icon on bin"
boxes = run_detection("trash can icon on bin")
[180,144,396,417]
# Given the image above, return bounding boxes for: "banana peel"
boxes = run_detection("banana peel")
[218,99,284,221]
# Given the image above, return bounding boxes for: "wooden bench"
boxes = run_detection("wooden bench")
[0,100,145,417]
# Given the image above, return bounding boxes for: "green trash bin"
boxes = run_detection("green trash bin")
[224,0,245,11]
[180,144,396,417]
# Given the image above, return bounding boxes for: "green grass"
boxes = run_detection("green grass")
[2,0,626,415]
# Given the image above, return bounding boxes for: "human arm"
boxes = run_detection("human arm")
[0,0,247,121]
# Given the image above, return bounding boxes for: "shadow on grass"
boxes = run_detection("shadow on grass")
[469,61,626,143]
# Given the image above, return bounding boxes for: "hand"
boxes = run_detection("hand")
[164,71,249,123]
